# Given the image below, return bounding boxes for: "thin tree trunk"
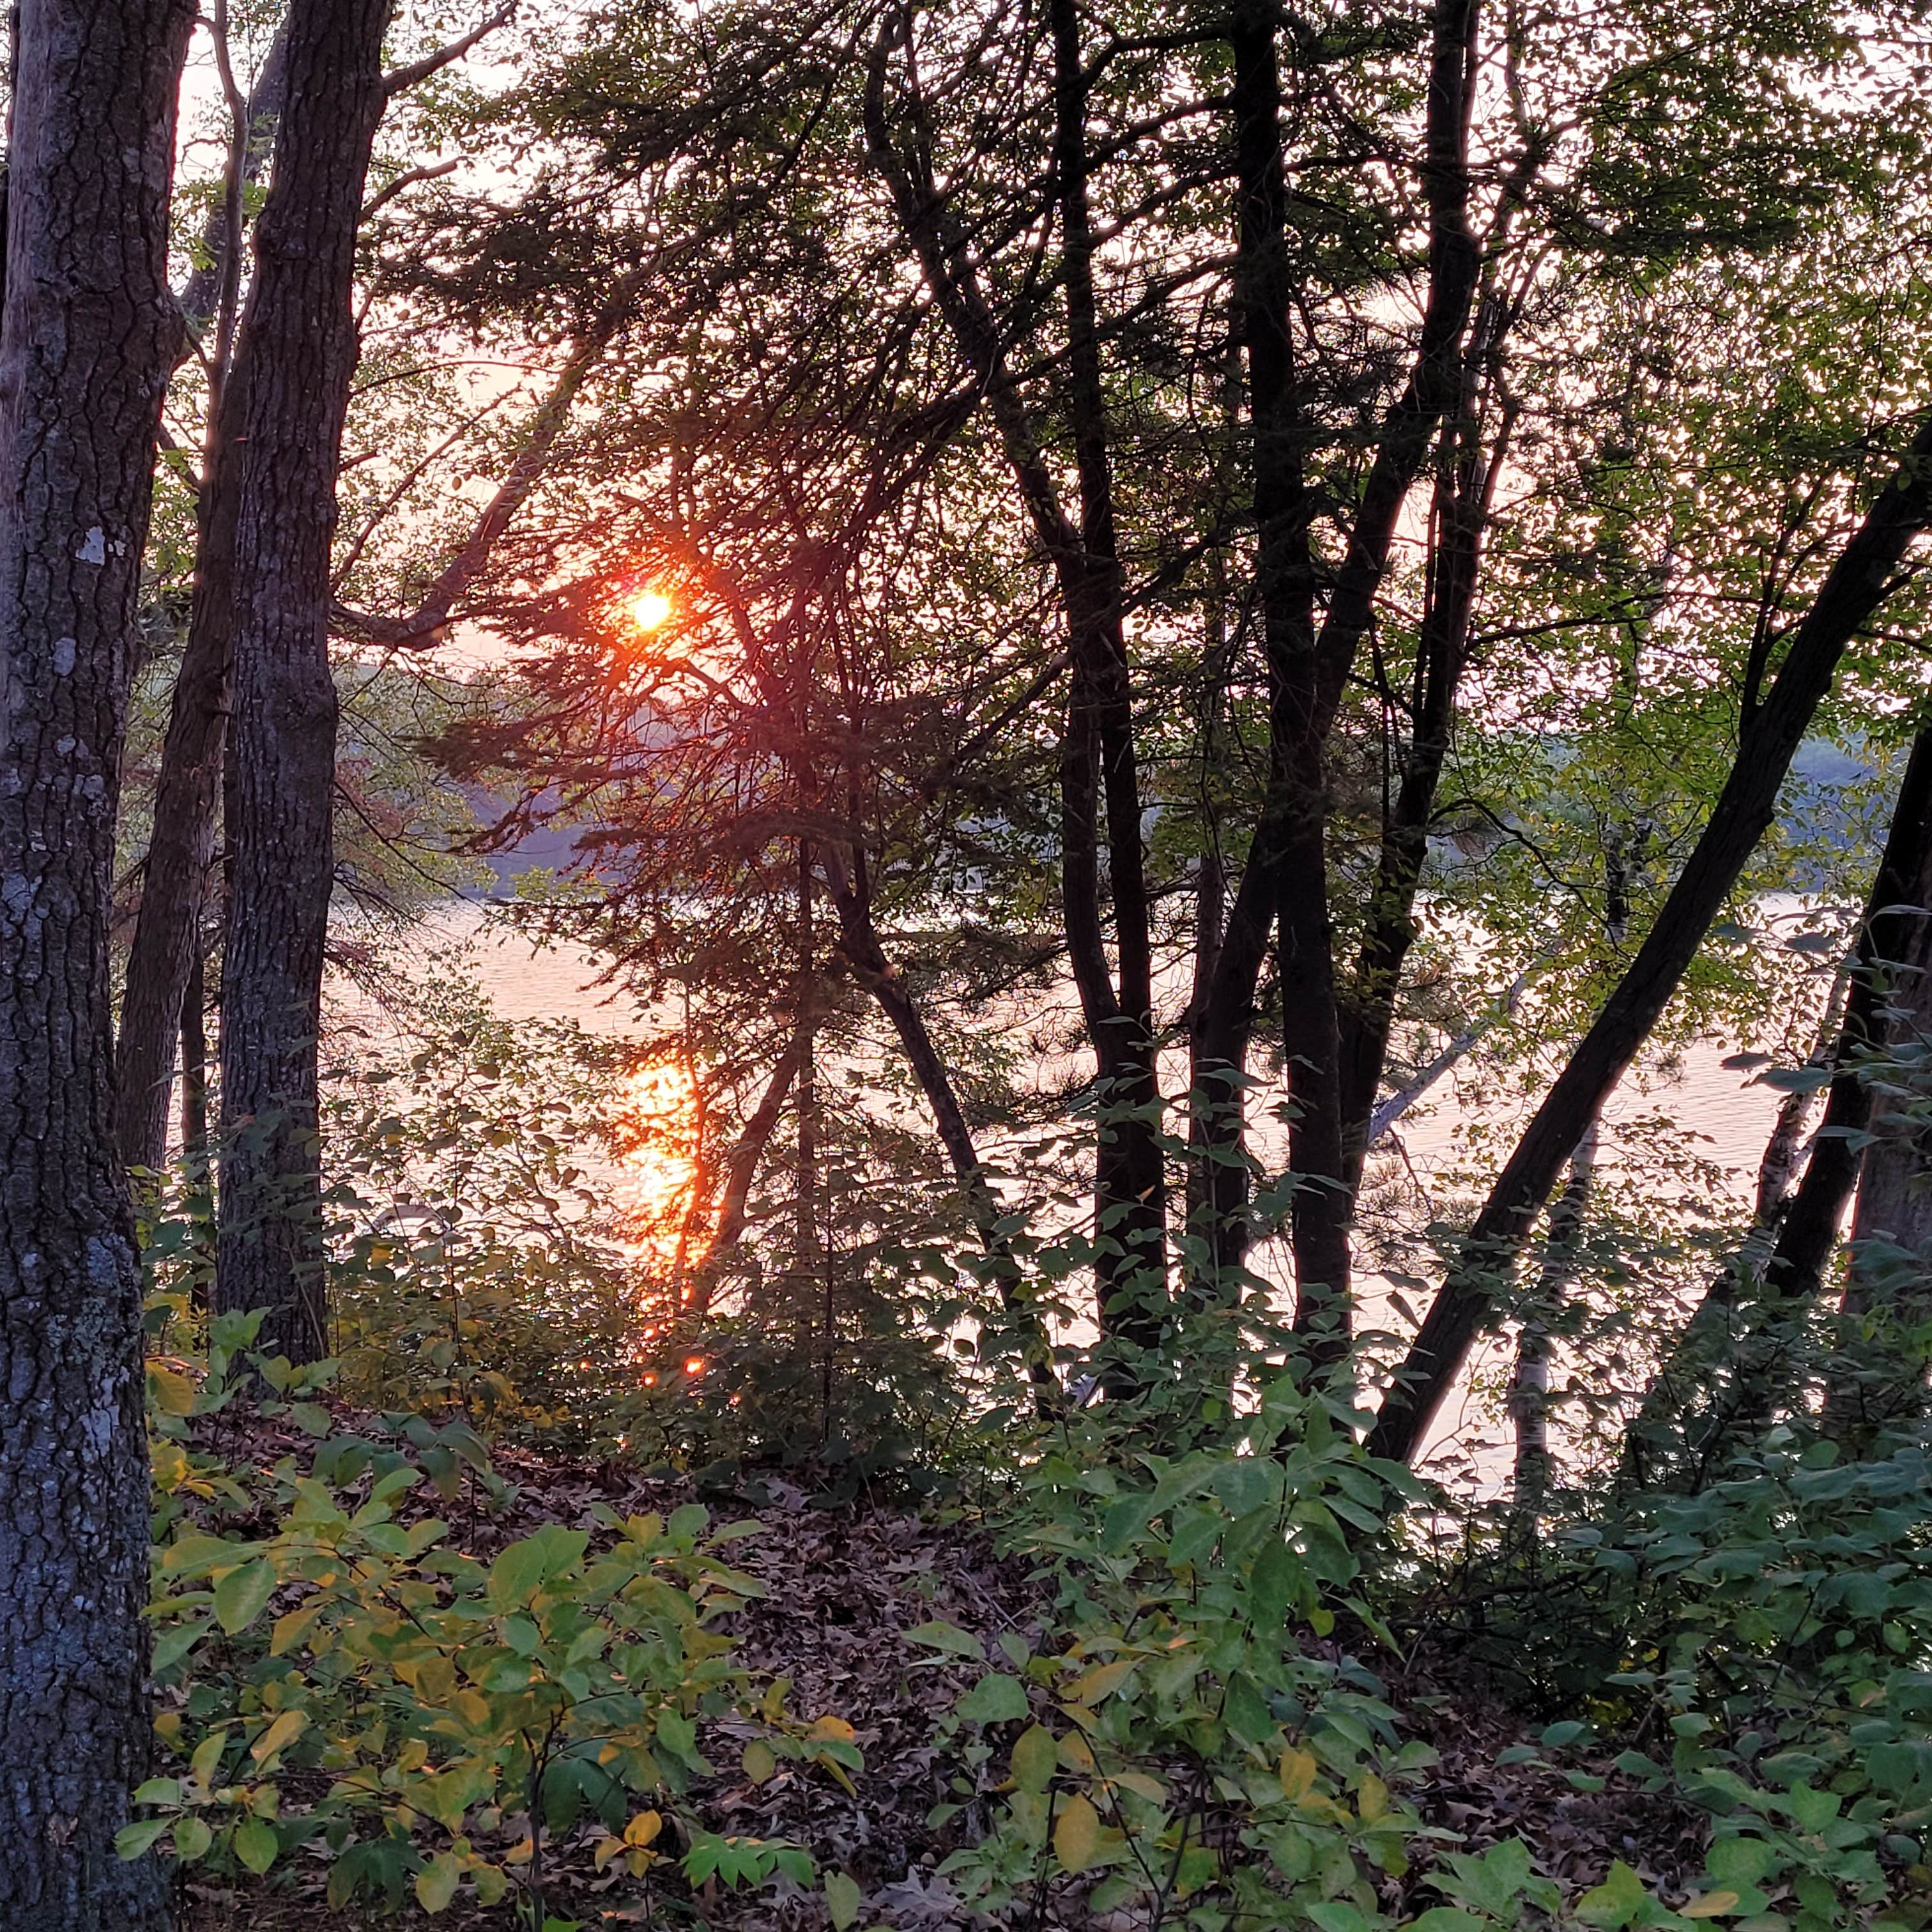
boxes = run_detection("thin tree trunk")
[794,840,819,1280]
[1184,574,1235,1287]
[116,360,249,1171]
[1049,0,1167,1351]
[1623,735,1932,1484]
[1823,752,1932,1438]
[114,29,286,1171]
[1624,963,1854,1476]
[216,0,389,1361]
[821,845,1061,1407]
[1339,344,1515,1183]
[181,936,213,1243]
[687,1029,805,1313]
[1195,0,1483,1316]
[1371,429,1932,1463]
[0,0,192,1922]
[864,16,1166,1355]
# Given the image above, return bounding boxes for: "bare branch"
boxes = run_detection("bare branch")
[361,157,458,222]
[382,3,514,95]
[331,273,645,649]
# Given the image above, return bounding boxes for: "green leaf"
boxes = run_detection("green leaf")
[1707,1839,1779,1888]
[1223,1669,1274,1746]
[825,1870,863,1931]
[213,1558,275,1634]
[1784,1784,1841,1832]
[1100,1494,1153,1554]
[114,1818,172,1860]
[233,1818,279,1875]
[656,1708,699,1761]
[151,1619,211,1672]
[903,1620,983,1660]
[1307,1904,1375,1932]
[1250,1537,1298,1632]
[957,1674,1030,1724]
[487,1537,551,1611]
[1577,1860,1650,1929]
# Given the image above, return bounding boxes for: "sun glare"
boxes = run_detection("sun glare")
[627,586,674,634]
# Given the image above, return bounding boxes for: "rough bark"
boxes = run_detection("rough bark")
[0,0,193,1922]
[216,0,388,1360]
[1370,420,1932,1464]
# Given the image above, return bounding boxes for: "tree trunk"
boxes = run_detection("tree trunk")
[686,1031,803,1314]
[181,937,213,1244]
[1195,0,1483,1314]
[115,31,287,1171]
[116,358,249,1172]
[216,0,388,1360]
[1370,424,1932,1464]
[864,13,1167,1357]
[0,0,192,1922]
[793,839,819,1278]
[821,844,1061,1407]
[1824,753,1932,1439]
[1623,737,1932,1480]
[1048,0,1167,1353]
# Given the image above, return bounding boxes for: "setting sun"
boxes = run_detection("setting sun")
[627,586,674,633]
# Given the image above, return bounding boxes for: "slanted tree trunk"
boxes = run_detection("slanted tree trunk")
[216,0,388,1360]
[0,0,193,1922]
[1621,733,1932,1485]
[1370,427,1932,1464]
[684,1030,804,1314]
[821,844,1061,1409]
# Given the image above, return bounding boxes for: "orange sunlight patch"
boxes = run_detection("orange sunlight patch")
[614,1055,702,1281]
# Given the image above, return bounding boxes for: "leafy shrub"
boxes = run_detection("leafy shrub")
[134,1308,850,1924]
[916,1374,1482,1929]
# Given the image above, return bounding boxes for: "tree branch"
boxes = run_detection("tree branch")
[381,3,513,96]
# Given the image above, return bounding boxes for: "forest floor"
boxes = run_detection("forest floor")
[176,1423,1704,1931]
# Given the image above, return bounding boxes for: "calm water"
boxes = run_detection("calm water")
[356,898,1794,1469]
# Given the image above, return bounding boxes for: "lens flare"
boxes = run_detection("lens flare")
[627,587,674,634]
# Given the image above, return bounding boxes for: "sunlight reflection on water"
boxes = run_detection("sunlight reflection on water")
[383,899,1796,1476]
